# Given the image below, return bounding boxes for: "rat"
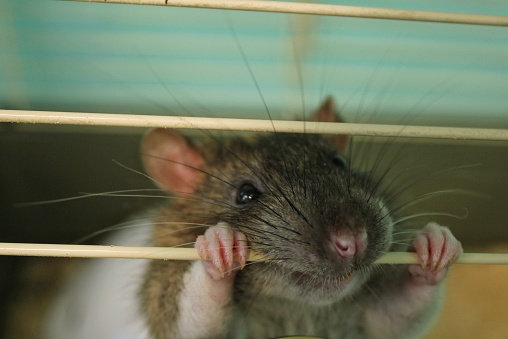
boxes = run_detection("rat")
[43,97,462,339]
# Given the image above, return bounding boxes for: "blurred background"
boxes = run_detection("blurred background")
[1,0,508,337]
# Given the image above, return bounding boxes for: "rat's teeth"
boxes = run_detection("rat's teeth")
[339,270,353,282]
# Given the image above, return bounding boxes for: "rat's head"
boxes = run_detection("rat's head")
[142,98,394,303]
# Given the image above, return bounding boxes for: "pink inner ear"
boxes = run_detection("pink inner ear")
[311,96,341,123]
[141,129,204,195]
[311,97,349,152]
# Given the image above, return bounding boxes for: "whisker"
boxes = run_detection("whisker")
[390,230,419,236]
[389,241,412,247]
[16,188,166,207]
[389,189,487,215]
[227,15,299,199]
[383,163,483,206]
[112,159,161,186]
[392,208,469,226]
[77,221,214,244]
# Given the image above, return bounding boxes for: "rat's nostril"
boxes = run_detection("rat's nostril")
[330,230,367,259]
[333,235,356,258]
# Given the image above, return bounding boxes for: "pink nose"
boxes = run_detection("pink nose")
[330,230,367,258]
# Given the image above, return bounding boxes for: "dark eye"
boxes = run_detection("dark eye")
[332,155,348,170]
[236,183,262,205]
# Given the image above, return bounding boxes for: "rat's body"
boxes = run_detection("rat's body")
[44,98,462,339]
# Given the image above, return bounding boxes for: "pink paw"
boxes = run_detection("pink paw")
[408,222,463,285]
[195,222,248,280]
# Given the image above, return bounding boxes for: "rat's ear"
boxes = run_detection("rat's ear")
[310,96,349,152]
[141,129,204,195]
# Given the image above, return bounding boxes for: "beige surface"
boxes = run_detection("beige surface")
[427,245,508,338]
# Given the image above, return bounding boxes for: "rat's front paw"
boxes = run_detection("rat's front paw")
[408,222,462,285]
[195,222,248,280]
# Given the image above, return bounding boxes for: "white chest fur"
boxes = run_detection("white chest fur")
[43,224,153,339]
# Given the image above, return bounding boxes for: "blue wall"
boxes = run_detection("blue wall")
[1,0,507,127]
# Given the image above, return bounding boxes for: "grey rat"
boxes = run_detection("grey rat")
[44,98,462,339]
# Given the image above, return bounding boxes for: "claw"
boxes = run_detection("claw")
[409,222,462,285]
[195,222,249,280]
